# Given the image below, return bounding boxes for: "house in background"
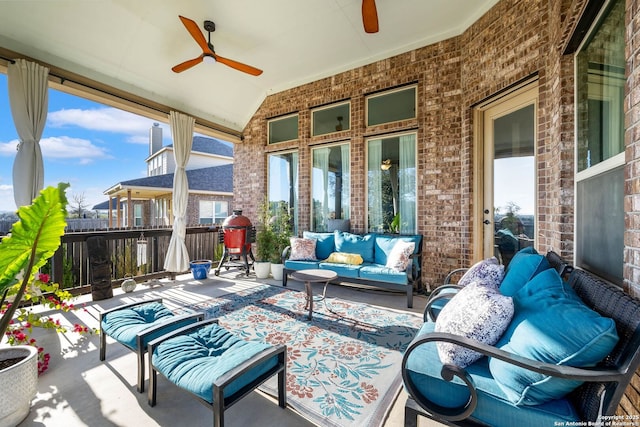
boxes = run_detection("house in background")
[93,123,234,228]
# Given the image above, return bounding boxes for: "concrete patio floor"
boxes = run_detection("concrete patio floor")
[16,269,443,427]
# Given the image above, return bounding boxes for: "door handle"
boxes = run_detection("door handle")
[483,220,491,225]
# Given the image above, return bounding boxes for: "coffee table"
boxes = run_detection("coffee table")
[290,269,338,320]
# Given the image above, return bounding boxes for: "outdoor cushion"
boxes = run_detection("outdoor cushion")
[404,321,581,427]
[334,230,375,263]
[289,237,317,260]
[318,261,361,278]
[358,264,409,285]
[324,252,363,265]
[101,302,175,350]
[151,322,278,403]
[499,247,550,296]
[303,231,335,260]
[458,257,504,288]
[490,268,619,405]
[284,259,320,271]
[374,234,422,266]
[385,241,415,272]
[435,281,514,368]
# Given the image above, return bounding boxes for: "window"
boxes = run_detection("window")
[268,151,299,234]
[311,102,350,136]
[268,114,299,144]
[366,85,417,127]
[575,0,625,283]
[367,133,416,233]
[134,204,143,227]
[199,200,229,225]
[311,143,350,232]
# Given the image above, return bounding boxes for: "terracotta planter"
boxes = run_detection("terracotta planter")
[0,345,38,427]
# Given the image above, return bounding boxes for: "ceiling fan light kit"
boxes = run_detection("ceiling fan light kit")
[172,15,263,76]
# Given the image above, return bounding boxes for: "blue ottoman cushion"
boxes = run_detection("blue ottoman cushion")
[152,323,278,403]
[101,302,175,350]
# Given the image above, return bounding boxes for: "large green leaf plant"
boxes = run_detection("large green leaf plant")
[0,184,73,371]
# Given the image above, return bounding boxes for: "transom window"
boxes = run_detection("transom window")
[268,113,299,144]
[366,85,417,127]
[367,133,416,234]
[311,102,350,136]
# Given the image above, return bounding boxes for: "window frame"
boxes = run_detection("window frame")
[365,84,417,127]
[310,141,351,232]
[267,113,299,145]
[267,149,299,235]
[310,101,351,137]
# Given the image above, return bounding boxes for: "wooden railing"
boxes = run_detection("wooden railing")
[50,226,222,295]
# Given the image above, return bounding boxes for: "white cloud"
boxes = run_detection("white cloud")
[0,184,14,212]
[48,108,170,145]
[0,139,19,156]
[41,136,113,163]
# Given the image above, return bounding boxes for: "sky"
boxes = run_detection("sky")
[0,72,174,212]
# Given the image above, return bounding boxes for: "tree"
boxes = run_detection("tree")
[69,192,90,218]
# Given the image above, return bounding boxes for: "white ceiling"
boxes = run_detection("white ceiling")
[0,0,499,135]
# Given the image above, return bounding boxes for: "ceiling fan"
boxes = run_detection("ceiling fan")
[172,15,263,76]
[362,0,379,33]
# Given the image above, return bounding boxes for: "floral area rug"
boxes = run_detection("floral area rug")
[179,284,422,427]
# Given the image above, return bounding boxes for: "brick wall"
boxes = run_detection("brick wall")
[234,0,640,415]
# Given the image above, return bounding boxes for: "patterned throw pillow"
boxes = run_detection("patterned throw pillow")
[289,237,317,261]
[458,257,505,289]
[385,241,415,272]
[435,281,514,368]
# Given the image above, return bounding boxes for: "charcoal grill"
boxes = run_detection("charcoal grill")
[214,209,255,276]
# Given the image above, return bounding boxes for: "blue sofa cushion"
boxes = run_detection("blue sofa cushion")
[152,323,278,403]
[404,322,581,427]
[334,230,375,263]
[284,259,320,271]
[318,261,361,278]
[101,302,175,350]
[374,234,422,266]
[499,247,550,296]
[490,268,619,406]
[303,231,335,260]
[358,264,408,285]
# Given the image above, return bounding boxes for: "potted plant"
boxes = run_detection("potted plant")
[269,202,292,281]
[0,184,69,426]
[253,199,275,279]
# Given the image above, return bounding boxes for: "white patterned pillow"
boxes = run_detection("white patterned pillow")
[458,257,504,289]
[289,237,317,261]
[435,281,514,368]
[385,241,415,272]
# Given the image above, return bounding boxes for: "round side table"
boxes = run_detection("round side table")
[290,269,338,320]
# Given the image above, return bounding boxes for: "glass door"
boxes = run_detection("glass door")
[481,85,537,267]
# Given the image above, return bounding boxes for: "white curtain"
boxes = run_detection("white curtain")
[399,134,416,233]
[340,144,350,219]
[313,148,329,230]
[368,139,383,232]
[291,153,299,233]
[8,59,49,208]
[163,111,194,272]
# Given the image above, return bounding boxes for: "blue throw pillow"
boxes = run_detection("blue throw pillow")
[499,247,550,296]
[489,268,619,406]
[302,231,335,260]
[334,230,375,263]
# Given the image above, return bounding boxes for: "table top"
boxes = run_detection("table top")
[290,269,338,282]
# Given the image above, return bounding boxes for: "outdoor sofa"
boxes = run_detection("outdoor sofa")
[402,247,640,426]
[282,230,423,308]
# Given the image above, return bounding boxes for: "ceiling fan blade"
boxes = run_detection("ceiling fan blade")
[172,55,204,73]
[362,0,379,33]
[178,15,213,54]
[214,54,263,76]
